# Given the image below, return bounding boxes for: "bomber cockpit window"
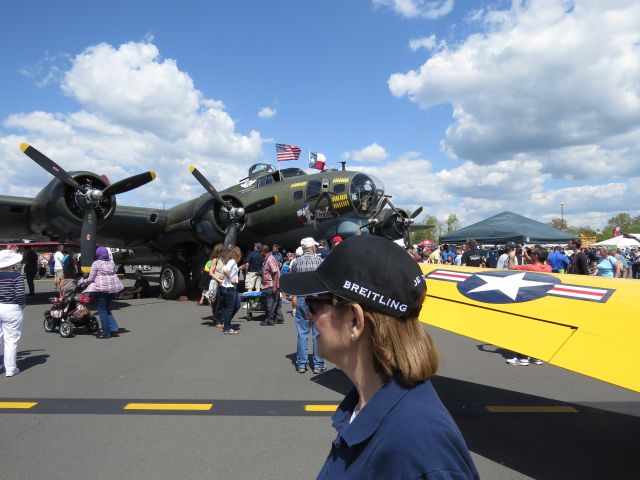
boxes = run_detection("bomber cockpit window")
[350,174,379,217]
[306,180,321,200]
[248,163,277,177]
[257,175,275,188]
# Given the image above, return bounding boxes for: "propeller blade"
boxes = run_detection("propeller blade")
[103,171,156,196]
[410,206,423,220]
[224,222,238,249]
[189,165,228,206]
[244,196,278,214]
[20,143,84,192]
[80,207,98,273]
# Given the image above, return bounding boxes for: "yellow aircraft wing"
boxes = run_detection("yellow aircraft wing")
[418,264,639,393]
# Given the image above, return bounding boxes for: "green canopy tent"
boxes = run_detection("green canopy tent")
[439,211,575,245]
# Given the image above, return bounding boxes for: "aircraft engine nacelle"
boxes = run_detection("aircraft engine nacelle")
[189,194,246,245]
[30,172,116,240]
[378,208,409,241]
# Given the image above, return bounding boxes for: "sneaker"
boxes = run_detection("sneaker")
[6,368,20,377]
[506,356,529,366]
[312,366,326,374]
[531,358,544,365]
[260,321,274,326]
[296,366,307,374]
[223,329,239,335]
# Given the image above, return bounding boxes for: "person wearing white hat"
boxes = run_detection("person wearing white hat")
[0,249,25,377]
[290,237,325,374]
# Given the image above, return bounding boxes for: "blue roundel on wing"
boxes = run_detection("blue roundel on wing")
[457,270,561,304]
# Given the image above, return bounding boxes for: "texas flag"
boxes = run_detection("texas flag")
[309,151,326,170]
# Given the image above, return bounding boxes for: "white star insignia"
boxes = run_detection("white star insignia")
[467,273,552,300]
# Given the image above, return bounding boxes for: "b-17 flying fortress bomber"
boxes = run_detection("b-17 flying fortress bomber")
[0,144,426,299]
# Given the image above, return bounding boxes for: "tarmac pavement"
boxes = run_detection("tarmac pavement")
[0,273,638,479]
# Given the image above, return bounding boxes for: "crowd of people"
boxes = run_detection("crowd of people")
[410,237,640,278]
[1,235,481,478]
[195,235,344,376]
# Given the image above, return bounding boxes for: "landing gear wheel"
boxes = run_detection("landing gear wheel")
[59,320,74,338]
[86,316,99,333]
[43,316,56,332]
[160,262,187,300]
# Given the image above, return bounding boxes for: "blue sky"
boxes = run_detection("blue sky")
[1,0,639,228]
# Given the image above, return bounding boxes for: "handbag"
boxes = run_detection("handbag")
[207,279,219,302]
[211,259,224,284]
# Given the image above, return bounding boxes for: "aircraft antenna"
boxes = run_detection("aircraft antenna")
[339,161,347,171]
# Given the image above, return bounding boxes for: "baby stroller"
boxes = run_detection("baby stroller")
[43,280,99,338]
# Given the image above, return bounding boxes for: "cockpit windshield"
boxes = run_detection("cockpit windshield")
[248,163,277,177]
[350,173,381,217]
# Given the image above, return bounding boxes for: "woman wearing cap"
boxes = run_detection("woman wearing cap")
[0,250,25,377]
[281,236,478,480]
[83,247,124,339]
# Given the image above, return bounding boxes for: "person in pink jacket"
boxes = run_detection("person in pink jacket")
[84,247,123,339]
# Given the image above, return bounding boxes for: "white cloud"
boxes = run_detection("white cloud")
[348,149,640,229]
[389,0,640,169]
[409,35,437,51]
[373,0,454,19]
[383,0,640,227]
[342,143,389,163]
[258,107,277,119]
[1,41,263,206]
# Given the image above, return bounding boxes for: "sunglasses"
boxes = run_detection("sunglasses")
[305,294,350,316]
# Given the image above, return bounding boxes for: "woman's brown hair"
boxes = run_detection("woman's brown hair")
[210,243,224,260]
[364,307,439,388]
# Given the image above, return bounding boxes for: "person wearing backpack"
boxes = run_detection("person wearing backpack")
[58,248,78,298]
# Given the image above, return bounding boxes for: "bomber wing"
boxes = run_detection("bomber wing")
[419,264,639,392]
[0,195,35,239]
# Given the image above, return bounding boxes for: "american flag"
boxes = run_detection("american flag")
[276,143,301,161]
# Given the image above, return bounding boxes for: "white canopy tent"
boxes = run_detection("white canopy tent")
[592,234,640,248]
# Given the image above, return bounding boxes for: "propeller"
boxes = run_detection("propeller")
[361,196,427,243]
[189,165,277,247]
[20,143,156,272]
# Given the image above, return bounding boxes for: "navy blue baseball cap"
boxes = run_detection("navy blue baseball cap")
[280,235,426,318]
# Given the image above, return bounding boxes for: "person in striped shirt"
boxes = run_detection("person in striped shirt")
[0,249,25,377]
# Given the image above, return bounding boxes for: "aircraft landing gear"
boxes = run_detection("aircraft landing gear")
[160,261,188,300]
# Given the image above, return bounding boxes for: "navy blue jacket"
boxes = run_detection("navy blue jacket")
[317,377,478,480]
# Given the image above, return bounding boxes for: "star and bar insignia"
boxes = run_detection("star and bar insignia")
[425,269,615,304]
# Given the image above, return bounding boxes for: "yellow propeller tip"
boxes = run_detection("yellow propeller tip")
[20,143,29,152]
[274,195,279,204]
[81,266,91,273]
[150,171,157,180]
[188,164,196,173]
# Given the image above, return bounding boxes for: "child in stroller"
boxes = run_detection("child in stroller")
[43,277,99,338]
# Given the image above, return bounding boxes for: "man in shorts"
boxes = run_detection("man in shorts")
[53,245,65,291]
[243,243,264,292]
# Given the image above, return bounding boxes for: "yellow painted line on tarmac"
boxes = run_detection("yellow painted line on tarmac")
[0,402,38,409]
[486,405,578,413]
[304,404,339,412]
[123,403,213,411]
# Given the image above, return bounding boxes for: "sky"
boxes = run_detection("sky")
[0,0,639,229]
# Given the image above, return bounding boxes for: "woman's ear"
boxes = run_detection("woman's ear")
[349,303,366,340]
